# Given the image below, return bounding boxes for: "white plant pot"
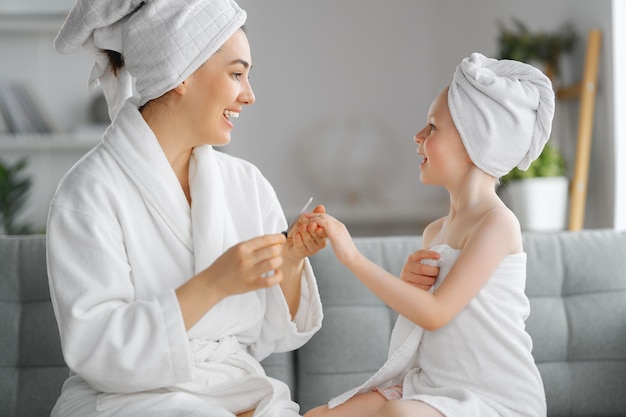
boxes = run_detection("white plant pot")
[501,177,569,231]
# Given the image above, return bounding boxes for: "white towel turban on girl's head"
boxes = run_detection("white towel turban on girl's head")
[448,52,555,178]
[54,0,247,120]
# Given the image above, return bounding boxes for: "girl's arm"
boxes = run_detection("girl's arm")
[309,209,520,331]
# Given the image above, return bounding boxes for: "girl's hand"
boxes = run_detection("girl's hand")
[284,204,327,263]
[400,250,440,290]
[305,213,359,266]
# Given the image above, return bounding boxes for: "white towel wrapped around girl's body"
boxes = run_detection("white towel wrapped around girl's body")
[329,244,546,417]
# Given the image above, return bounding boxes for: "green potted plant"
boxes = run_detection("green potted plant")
[497,18,576,83]
[499,144,569,230]
[496,19,574,230]
[0,157,33,235]
[501,143,567,183]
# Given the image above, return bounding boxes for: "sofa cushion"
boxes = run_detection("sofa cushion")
[0,235,68,417]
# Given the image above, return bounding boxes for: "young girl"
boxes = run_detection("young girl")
[304,52,554,417]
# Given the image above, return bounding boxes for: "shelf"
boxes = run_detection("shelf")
[284,201,445,225]
[329,203,444,224]
[0,14,66,33]
[0,132,101,151]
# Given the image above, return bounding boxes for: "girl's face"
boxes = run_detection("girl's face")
[414,87,470,186]
[181,29,255,146]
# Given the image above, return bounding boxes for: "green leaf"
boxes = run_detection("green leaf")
[0,157,34,235]
[501,143,567,185]
[497,18,577,77]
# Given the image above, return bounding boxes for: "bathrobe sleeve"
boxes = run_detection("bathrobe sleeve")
[46,162,194,394]
[251,259,323,361]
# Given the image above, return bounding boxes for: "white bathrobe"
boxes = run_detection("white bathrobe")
[47,102,323,417]
[329,244,546,417]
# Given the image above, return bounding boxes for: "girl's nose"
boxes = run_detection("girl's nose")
[414,125,429,144]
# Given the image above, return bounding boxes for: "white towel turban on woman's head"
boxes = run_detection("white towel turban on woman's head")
[54,0,247,120]
[448,52,555,178]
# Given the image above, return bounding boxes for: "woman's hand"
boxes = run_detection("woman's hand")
[283,204,328,263]
[206,233,287,294]
[400,250,440,290]
[305,212,360,267]
[177,234,287,329]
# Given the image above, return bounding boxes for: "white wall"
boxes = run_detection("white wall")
[564,0,614,229]
[234,0,616,231]
[0,0,619,233]
[613,0,626,230]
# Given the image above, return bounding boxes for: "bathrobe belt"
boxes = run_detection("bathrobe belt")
[189,335,265,376]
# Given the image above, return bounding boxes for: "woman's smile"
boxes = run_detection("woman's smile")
[223,109,240,128]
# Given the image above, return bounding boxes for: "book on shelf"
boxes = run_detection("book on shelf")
[0,79,54,136]
[0,103,8,133]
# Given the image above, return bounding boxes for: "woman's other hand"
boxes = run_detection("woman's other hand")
[284,204,327,262]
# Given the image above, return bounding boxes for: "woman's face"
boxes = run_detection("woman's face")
[181,29,255,146]
[413,87,469,186]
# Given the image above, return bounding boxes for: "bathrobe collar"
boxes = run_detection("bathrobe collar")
[102,101,193,251]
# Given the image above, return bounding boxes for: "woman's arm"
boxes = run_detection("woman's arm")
[279,205,327,318]
[47,206,194,393]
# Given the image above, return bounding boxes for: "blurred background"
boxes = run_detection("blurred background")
[0,0,624,235]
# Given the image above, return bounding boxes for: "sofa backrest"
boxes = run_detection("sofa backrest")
[0,235,68,417]
[301,230,626,416]
[522,230,626,416]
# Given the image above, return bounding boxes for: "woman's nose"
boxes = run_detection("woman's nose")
[240,79,255,105]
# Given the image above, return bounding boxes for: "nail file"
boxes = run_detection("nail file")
[282,197,313,238]
[263,197,314,279]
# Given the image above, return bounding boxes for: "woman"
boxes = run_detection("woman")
[48,1,326,416]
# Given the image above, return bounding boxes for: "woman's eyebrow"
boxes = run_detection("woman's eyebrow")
[230,58,250,68]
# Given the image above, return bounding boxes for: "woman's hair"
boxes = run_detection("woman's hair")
[104,50,125,76]
[101,1,146,76]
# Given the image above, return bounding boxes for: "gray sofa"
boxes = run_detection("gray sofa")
[2,229,626,417]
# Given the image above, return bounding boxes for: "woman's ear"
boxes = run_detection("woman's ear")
[173,80,187,96]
